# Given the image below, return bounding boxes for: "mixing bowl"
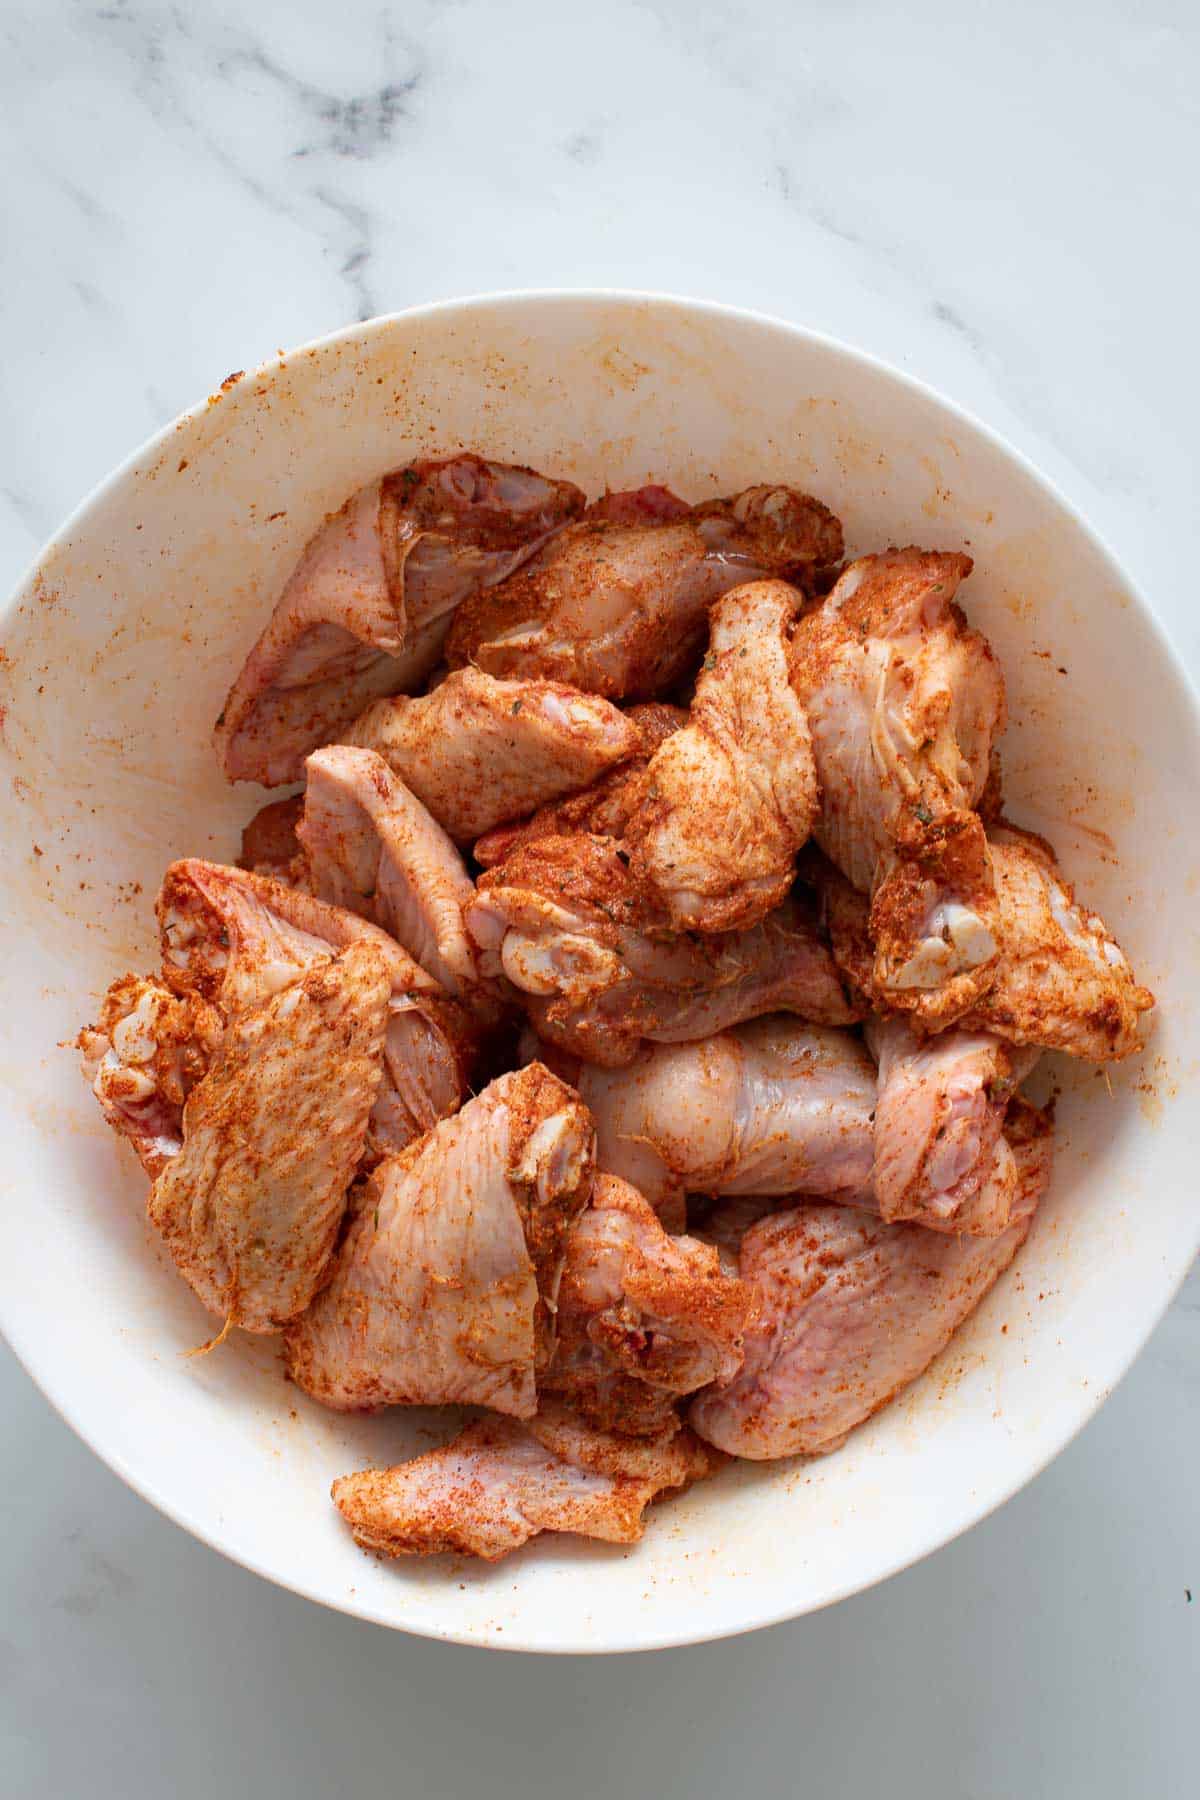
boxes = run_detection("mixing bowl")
[1,291,1195,1652]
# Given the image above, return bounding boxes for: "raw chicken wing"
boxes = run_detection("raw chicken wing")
[817,828,1154,1062]
[572,1021,876,1226]
[158,858,474,1160]
[626,580,818,931]
[148,942,391,1332]
[962,826,1154,1060]
[467,834,858,1066]
[331,1400,722,1561]
[345,667,639,844]
[790,549,1006,1026]
[473,702,686,868]
[284,1065,594,1416]
[215,455,584,784]
[868,1015,1039,1234]
[446,483,842,699]
[690,1102,1051,1459]
[78,976,223,1178]
[544,1174,751,1434]
[84,864,457,1175]
[297,745,504,1019]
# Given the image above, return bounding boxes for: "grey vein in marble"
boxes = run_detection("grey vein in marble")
[213,42,422,163]
[77,5,426,329]
[313,187,379,322]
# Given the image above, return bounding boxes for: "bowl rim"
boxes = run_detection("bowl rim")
[4,287,1198,1653]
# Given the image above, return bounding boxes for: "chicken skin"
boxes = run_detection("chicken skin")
[446,484,842,700]
[216,455,585,785]
[284,1065,594,1417]
[296,745,505,1020]
[148,942,391,1333]
[473,703,686,868]
[345,667,640,844]
[331,1400,723,1561]
[690,1100,1051,1459]
[543,1175,750,1435]
[566,1021,876,1227]
[790,549,1006,1027]
[867,1016,1039,1235]
[626,581,818,932]
[467,834,859,1066]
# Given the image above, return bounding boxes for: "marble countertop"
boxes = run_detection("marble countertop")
[2,2,1196,1794]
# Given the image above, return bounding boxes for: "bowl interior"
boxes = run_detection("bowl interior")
[1,292,1195,1651]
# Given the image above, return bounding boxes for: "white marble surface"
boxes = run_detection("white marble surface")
[1,0,1197,1792]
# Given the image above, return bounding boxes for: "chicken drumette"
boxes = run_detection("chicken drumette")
[446,483,842,699]
[467,833,859,1067]
[554,1019,877,1227]
[790,549,1006,1028]
[624,580,818,933]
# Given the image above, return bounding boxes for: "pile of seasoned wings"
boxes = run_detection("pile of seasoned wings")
[79,453,1154,1563]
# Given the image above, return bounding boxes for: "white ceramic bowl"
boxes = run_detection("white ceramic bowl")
[2,292,1196,1653]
